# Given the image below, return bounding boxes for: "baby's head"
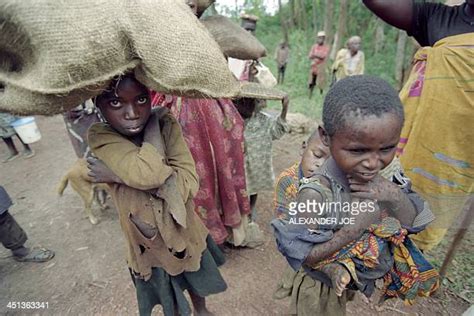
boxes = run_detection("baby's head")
[94,74,151,137]
[319,75,404,183]
[300,128,330,178]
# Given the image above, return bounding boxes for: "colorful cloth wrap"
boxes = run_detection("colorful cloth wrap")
[312,217,440,305]
[397,33,474,251]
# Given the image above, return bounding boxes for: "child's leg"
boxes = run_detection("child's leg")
[249,194,258,221]
[319,263,351,297]
[189,291,213,316]
[2,137,20,162]
[16,134,35,157]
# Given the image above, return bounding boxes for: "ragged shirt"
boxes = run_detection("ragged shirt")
[88,110,208,281]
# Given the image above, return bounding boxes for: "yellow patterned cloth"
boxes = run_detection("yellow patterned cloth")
[397,33,474,251]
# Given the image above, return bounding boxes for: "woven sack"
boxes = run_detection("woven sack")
[201,15,266,60]
[0,0,239,115]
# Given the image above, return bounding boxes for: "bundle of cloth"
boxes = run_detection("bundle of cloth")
[0,0,243,115]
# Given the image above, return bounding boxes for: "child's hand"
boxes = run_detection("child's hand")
[348,174,399,204]
[87,157,121,184]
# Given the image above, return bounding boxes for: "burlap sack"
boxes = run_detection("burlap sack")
[201,15,267,60]
[0,0,240,115]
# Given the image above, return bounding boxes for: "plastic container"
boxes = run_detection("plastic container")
[11,117,42,144]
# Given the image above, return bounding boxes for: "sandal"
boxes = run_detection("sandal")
[14,247,55,263]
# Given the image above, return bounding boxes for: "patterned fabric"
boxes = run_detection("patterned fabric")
[312,217,440,305]
[397,34,474,251]
[0,113,17,138]
[153,93,251,245]
[244,111,288,195]
[308,44,330,75]
[274,162,300,220]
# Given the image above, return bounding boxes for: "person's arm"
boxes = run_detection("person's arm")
[270,96,289,140]
[280,95,289,121]
[362,0,414,33]
[88,123,174,191]
[348,174,417,226]
[299,187,380,266]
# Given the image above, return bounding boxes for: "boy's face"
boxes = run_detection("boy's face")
[323,113,401,183]
[300,136,330,178]
[96,77,151,137]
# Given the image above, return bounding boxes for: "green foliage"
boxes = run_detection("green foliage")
[253,6,400,119]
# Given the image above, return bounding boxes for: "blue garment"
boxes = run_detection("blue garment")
[0,186,12,215]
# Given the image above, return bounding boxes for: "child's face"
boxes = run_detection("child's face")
[96,77,151,137]
[326,113,401,183]
[234,98,256,119]
[300,136,330,178]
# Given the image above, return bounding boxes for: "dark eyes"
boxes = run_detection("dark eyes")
[380,145,396,153]
[348,146,396,154]
[137,96,148,104]
[109,100,121,108]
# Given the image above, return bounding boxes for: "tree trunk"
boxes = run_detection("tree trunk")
[330,0,347,60]
[278,0,289,42]
[323,0,334,46]
[289,0,295,28]
[374,17,385,54]
[312,0,319,33]
[395,30,408,91]
[300,0,308,31]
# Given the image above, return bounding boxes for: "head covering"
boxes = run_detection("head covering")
[0,0,240,115]
[317,31,326,37]
[237,82,286,100]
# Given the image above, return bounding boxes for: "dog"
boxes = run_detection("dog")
[57,158,110,225]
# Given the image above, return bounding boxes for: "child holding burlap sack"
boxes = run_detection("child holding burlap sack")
[87,74,226,316]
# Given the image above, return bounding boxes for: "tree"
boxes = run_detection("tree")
[323,0,334,46]
[299,0,308,31]
[330,0,348,60]
[374,17,385,54]
[278,0,289,42]
[312,0,320,33]
[394,30,407,90]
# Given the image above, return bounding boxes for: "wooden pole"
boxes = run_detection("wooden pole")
[439,196,473,278]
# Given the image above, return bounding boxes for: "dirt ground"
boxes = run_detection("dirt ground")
[0,115,471,315]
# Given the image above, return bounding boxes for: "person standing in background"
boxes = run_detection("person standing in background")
[275,41,290,84]
[332,36,365,82]
[308,31,330,98]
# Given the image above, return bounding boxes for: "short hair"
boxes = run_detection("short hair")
[322,75,404,136]
[307,127,321,143]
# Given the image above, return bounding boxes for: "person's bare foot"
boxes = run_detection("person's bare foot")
[320,263,351,296]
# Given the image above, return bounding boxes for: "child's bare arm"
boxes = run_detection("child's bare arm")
[280,95,289,121]
[297,187,379,266]
[349,174,417,226]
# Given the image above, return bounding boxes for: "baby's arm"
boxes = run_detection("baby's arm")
[298,187,379,266]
